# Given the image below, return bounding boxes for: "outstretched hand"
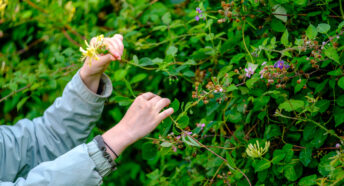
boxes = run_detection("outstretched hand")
[80,34,124,93]
[102,92,174,159]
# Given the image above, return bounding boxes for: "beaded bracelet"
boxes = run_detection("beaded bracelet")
[94,135,118,170]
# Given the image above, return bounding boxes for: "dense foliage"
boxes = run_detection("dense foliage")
[1,0,344,185]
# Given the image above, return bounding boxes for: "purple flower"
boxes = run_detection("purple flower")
[186,131,192,135]
[259,69,266,79]
[336,143,341,149]
[274,60,290,70]
[245,67,254,78]
[196,8,202,14]
[176,135,181,140]
[262,61,267,66]
[197,123,206,130]
[195,15,200,21]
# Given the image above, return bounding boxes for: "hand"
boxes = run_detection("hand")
[79,34,124,93]
[102,92,174,159]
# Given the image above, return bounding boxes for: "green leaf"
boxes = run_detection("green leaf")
[327,68,342,76]
[315,100,330,113]
[324,47,340,64]
[314,79,328,94]
[130,73,147,84]
[160,141,172,147]
[281,29,289,46]
[162,12,171,25]
[142,143,157,160]
[272,149,285,164]
[336,95,344,107]
[166,45,178,57]
[17,97,29,111]
[294,0,307,6]
[273,4,287,23]
[338,77,344,90]
[226,84,238,92]
[183,71,195,77]
[303,124,316,141]
[278,99,304,112]
[228,111,242,123]
[246,77,259,89]
[171,99,180,112]
[317,23,330,33]
[114,69,127,81]
[284,165,298,181]
[334,107,344,127]
[298,174,317,186]
[306,24,317,39]
[264,124,281,140]
[182,134,200,147]
[300,148,312,166]
[230,53,245,64]
[178,115,189,128]
[139,57,154,66]
[253,159,271,172]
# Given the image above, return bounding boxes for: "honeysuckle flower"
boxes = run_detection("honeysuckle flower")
[246,140,270,158]
[274,60,290,70]
[79,34,105,64]
[0,0,8,17]
[245,67,254,78]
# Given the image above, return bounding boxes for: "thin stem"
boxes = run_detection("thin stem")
[242,21,254,63]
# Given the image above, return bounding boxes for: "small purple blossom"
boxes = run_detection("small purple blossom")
[274,60,290,70]
[259,69,266,79]
[336,143,341,149]
[195,15,200,21]
[176,135,181,140]
[196,7,202,14]
[262,61,267,66]
[186,131,192,135]
[245,67,254,78]
[197,123,206,130]
[172,146,177,152]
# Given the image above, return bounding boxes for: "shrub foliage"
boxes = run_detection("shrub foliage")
[1,0,344,185]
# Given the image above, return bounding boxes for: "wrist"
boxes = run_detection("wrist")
[79,67,102,93]
[102,124,135,160]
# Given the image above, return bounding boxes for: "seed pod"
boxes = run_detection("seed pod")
[297,79,301,84]
[226,11,232,17]
[218,9,224,15]
[250,14,255,19]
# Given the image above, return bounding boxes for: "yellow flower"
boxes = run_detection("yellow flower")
[0,0,8,17]
[79,35,105,65]
[246,140,270,158]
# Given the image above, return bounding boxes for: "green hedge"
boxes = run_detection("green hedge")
[1,0,344,185]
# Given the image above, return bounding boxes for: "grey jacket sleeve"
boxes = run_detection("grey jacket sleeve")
[0,141,113,186]
[0,71,113,182]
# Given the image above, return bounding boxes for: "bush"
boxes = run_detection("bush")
[1,0,344,185]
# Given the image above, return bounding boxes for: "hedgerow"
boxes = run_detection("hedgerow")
[1,0,344,185]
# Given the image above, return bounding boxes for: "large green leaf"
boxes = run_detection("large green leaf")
[253,159,271,172]
[317,23,330,33]
[273,5,287,23]
[279,99,304,112]
[306,24,317,39]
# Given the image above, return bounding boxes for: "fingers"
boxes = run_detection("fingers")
[104,39,120,59]
[113,34,123,41]
[112,37,124,55]
[140,92,156,101]
[157,108,174,122]
[155,98,171,111]
[149,95,162,105]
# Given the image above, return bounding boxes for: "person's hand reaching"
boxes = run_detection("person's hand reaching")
[79,34,124,93]
[102,92,174,159]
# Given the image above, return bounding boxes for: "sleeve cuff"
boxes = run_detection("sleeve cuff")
[86,140,113,177]
[70,70,113,103]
